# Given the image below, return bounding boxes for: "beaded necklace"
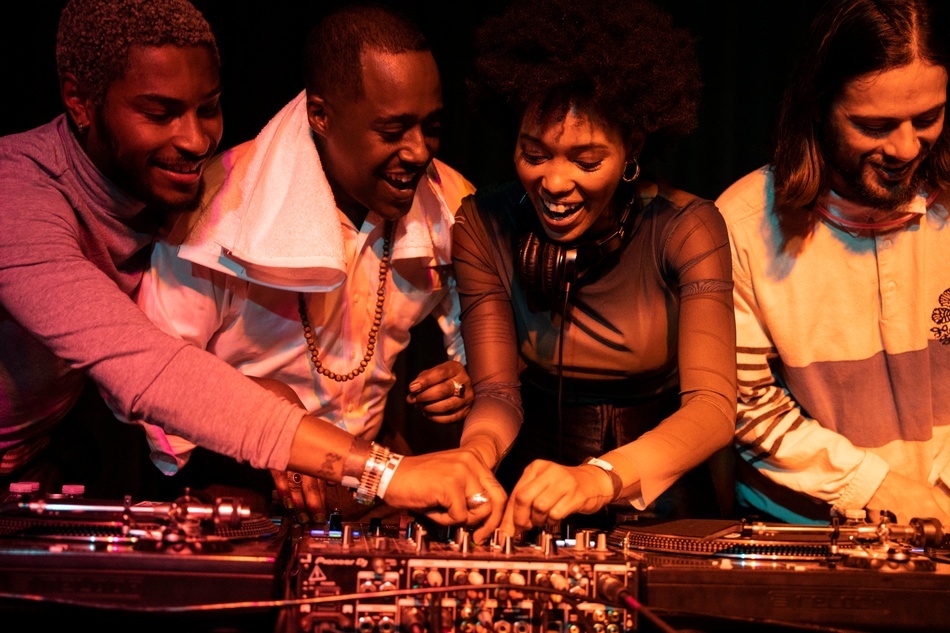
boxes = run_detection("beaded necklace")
[297,220,393,382]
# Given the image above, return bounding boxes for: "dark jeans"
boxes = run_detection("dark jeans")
[496,373,727,531]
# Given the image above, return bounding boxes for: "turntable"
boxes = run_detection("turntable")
[5,482,950,633]
[0,484,291,631]
[608,516,950,632]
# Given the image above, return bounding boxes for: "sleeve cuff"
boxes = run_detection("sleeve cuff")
[833,451,890,514]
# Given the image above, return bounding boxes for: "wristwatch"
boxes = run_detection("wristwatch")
[583,456,623,502]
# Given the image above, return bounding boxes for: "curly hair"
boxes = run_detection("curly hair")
[55,0,219,108]
[772,0,950,240]
[469,0,701,147]
[304,3,430,102]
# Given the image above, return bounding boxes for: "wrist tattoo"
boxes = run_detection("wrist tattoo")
[317,452,342,478]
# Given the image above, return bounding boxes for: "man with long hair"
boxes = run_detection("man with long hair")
[717,0,950,525]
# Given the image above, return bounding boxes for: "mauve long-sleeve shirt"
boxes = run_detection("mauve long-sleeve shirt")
[0,115,302,475]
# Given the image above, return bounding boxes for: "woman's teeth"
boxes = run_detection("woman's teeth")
[542,199,582,219]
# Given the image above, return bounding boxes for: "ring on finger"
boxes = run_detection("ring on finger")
[452,380,466,398]
[466,490,489,509]
[289,472,302,490]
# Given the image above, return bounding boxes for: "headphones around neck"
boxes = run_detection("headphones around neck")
[516,192,638,305]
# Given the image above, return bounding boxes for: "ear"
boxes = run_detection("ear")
[60,72,91,130]
[626,131,646,162]
[307,93,330,139]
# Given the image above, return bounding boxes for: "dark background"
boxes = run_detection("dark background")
[0,1,825,496]
[4,0,826,200]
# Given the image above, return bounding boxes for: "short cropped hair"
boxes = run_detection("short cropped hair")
[772,0,950,238]
[304,3,430,102]
[469,0,701,149]
[56,0,219,108]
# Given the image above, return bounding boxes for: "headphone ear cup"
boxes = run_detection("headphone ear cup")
[517,231,574,300]
[539,241,563,297]
[517,232,544,290]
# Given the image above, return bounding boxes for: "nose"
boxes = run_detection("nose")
[175,111,221,158]
[540,161,574,196]
[398,127,435,167]
[883,121,922,163]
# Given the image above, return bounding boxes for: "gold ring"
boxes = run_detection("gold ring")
[452,380,466,398]
[466,490,489,509]
[289,472,302,490]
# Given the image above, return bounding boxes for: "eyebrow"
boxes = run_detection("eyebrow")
[518,132,610,152]
[135,85,223,107]
[851,102,946,122]
[373,108,443,127]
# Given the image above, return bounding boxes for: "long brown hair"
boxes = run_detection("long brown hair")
[771,0,950,241]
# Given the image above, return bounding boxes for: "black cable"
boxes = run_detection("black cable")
[597,575,677,633]
[0,582,612,616]
[556,281,572,462]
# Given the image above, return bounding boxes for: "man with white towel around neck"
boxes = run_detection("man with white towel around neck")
[0,0,502,543]
[136,4,511,538]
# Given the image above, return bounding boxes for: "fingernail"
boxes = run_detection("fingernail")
[409,382,420,393]
[282,498,295,510]
[297,512,310,524]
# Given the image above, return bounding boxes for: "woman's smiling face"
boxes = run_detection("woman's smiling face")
[515,103,631,243]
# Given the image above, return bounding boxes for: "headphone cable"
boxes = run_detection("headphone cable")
[556,281,572,462]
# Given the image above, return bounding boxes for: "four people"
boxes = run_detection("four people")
[717,0,950,526]
[454,0,736,534]
[2,0,947,549]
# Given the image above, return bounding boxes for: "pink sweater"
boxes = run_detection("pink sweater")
[0,115,302,475]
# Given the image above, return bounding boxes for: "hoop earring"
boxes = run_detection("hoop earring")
[622,159,640,183]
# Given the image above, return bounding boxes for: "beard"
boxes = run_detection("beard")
[820,124,929,211]
[92,112,207,215]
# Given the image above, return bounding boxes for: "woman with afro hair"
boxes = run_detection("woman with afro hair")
[453,0,738,535]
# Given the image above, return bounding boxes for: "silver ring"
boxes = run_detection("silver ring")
[466,490,489,509]
[452,380,466,398]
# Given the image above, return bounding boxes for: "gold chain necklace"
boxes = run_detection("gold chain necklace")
[298,220,393,382]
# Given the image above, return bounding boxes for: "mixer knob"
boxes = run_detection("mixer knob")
[61,484,85,498]
[8,481,39,495]
[427,569,444,587]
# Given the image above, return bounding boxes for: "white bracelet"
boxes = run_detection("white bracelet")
[354,443,390,505]
[375,453,404,500]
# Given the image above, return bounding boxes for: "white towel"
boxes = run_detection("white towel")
[178,90,455,291]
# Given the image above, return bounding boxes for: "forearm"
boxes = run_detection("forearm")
[287,416,373,484]
[733,277,886,511]
[130,344,303,470]
[737,380,888,511]
[604,393,733,509]
[460,389,522,469]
